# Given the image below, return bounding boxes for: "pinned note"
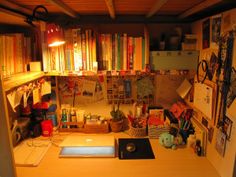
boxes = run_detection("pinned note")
[7,89,24,112]
[194,83,213,119]
[41,81,51,96]
[176,79,192,98]
[33,88,40,105]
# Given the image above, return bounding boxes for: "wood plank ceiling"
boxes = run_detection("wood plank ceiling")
[0,0,235,26]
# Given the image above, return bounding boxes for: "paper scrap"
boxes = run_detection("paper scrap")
[194,83,213,119]
[33,88,40,105]
[41,81,51,96]
[82,80,96,97]
[7,89,24,112]
[176,79,192,98]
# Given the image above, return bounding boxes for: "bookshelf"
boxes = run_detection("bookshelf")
[41,24,150,74]
[0,32,37,79]
[3,71,45,92]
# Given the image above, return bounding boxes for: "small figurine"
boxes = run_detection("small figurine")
[159,132,184,150]
[159,132,176,149]
[195,140,202,156]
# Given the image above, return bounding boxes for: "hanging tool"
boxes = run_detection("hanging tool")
[196,60,212,83]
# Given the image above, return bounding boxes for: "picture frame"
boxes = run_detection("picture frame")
[211,15,221,44]
[202,19,210,49]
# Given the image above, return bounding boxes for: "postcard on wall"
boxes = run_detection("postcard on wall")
[211,15,221,44]
[58,77,77,105]
[223,116,233,140]
[193,82,213,119]
[41,81,51,96]
[176,79,192,99]
[202,19,210,49]
[215,129,227,157]
[82,80,96,97]
[33,88,40,105]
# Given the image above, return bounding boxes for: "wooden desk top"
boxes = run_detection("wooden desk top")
[16,133,220,177]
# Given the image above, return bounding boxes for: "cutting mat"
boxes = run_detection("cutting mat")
[13,139,51,167]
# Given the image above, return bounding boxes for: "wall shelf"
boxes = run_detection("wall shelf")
[3,71,45,92]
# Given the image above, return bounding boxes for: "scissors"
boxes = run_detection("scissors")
[197,60,212,83]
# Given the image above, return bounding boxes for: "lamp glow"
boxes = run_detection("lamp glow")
[47,23,65,47]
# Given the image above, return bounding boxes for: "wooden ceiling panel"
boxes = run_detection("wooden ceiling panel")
[13,0,108,14]
[1,0,234,25]
[11,0,206,15]
[157,0,205,15]
[114,0,156,14]
[0,11,28,26]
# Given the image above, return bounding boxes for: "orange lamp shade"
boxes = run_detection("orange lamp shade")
[46,23,65,47]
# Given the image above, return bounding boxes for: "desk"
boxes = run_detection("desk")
[16,133,220,177]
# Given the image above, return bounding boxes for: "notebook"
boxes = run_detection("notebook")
[14,139,51,166]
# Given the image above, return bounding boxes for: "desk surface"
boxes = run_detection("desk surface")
[16,133,220,177]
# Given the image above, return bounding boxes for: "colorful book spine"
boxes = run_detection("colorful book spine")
[81,33,87,70]
[127,37,133,70]
[117,34,121,70]
[123,33,127,70]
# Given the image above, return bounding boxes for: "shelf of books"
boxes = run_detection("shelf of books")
[42,26,149,74]
[0,33,33,79]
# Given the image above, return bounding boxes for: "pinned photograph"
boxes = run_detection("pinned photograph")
[223,116,233,140]
[215,129,226,157]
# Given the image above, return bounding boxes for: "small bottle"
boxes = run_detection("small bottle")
[70,109,77,128]
[61,109,67,128]
[195,140,202,156]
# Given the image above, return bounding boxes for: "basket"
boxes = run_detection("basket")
[128,125,147,137]
[148,125,170,139]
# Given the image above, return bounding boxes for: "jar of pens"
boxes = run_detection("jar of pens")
[127,102,148,137]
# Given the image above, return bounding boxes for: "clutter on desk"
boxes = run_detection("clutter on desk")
[159,132,184,150]
[127,102,148,137]
[148,107,170,139]
[58,105,110,133]
[109,102,126,132]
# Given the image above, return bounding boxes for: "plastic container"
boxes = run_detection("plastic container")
[41,120,53,137]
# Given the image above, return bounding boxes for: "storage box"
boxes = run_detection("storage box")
[84,123,109,133]
[30,62,42,71]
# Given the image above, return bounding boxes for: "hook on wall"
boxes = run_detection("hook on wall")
[25,5,48,27]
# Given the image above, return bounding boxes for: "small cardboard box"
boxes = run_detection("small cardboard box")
[30,62,42,71]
